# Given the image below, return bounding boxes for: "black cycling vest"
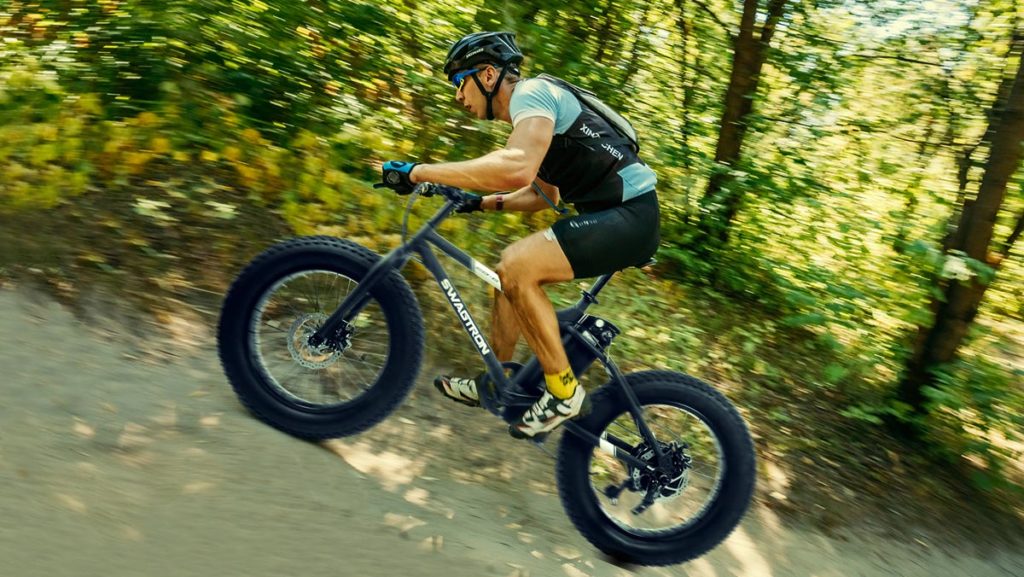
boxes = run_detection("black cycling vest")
[528,78,649,213]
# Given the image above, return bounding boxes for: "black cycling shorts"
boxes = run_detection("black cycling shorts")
[550,191,660,279]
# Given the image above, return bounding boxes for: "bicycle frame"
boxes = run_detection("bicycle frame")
[312,190,661,473]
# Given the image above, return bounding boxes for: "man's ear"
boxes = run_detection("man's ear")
[484,65,498,90]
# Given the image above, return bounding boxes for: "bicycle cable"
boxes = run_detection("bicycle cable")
[400,186,423,244]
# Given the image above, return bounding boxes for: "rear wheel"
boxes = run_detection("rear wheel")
[556,371,755,565]
[218,236,424,439]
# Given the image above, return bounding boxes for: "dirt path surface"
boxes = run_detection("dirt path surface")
[2,287,1022,577]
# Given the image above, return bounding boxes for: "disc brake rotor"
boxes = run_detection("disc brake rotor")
[287,312,342,369]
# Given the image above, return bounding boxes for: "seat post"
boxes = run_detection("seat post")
[586,272,615,300]
[577,258,653,312]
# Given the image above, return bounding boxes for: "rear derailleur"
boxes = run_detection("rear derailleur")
[603,440,692,515]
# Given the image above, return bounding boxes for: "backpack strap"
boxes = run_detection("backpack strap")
[536,74,638,152]
[531,180,569,214]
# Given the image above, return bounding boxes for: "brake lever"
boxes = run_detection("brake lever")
[413,182,436,197]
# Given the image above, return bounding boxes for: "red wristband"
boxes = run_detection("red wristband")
[495,194,505,211]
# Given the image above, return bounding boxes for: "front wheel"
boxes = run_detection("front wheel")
[556,371,756,565]
[217,236,425,439]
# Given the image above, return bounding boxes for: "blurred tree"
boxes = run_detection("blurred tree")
[2,0,1022,489]
[899,30,1024,419]
[695,0,789,250]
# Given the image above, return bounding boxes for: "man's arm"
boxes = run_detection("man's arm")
[478,178,560,212]
[410,117,554,192]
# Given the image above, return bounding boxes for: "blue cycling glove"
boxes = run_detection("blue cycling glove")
[375,160,418,195]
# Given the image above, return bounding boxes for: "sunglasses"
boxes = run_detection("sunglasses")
[450,68,480,90]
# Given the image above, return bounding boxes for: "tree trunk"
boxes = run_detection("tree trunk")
[696,0,788,248]
[675,0,696,222]
[898,42,1024,415]
[945,32,1023,251]
[618,0,654,90]
[1001,205,1024,259]
[594,0,617,65]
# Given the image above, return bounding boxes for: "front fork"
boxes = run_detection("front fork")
[308,246,411,348]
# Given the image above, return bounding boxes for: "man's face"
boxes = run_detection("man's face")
[453,65,495,120]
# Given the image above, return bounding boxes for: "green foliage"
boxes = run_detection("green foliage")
[0,0,1022,499]
[922,355,1024,491]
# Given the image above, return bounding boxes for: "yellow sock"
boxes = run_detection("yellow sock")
[545,367,578,400]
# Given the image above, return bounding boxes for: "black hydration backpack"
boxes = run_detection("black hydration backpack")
[536,73,640,153]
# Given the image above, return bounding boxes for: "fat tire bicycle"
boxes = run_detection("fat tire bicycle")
[216,183,756,565]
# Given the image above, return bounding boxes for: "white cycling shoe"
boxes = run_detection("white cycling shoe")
[433,374,481,407]
[510,386,588,439]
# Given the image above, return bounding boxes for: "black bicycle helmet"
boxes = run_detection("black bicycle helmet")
[443,31,524,120]
[442,31,524,79]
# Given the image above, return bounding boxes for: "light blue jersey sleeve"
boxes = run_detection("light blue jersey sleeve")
[509,78,581,135]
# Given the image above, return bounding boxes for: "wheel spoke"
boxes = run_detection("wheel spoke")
[589,403,725,536]
[313,274,322,312]
[346,350,388,359]
[251,269,390,408]
[340,357,374,388]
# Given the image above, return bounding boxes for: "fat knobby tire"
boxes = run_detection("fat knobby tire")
[217,236,424,440]
[556,370,756,566]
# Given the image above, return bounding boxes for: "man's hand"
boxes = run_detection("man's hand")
[455,192,483,213]
[374,160,418,195]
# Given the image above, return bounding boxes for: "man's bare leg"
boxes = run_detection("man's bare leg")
[491,289,520,363]
[496,229,575,375]
[497,228,588,437]
[436,228,578,420]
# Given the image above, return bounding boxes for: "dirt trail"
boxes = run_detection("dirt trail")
[1,287,1021,577]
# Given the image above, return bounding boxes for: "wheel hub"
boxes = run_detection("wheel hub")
[628,441,692,502]
[287,313,344,369]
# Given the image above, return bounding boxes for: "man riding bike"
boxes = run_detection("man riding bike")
[379,31,660,439]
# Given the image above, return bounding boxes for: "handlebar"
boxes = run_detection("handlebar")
[411,182,468,203]
[386,182,473,241]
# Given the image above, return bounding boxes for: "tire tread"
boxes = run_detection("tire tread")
[556,370,755,565]
[217,236,424,439]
